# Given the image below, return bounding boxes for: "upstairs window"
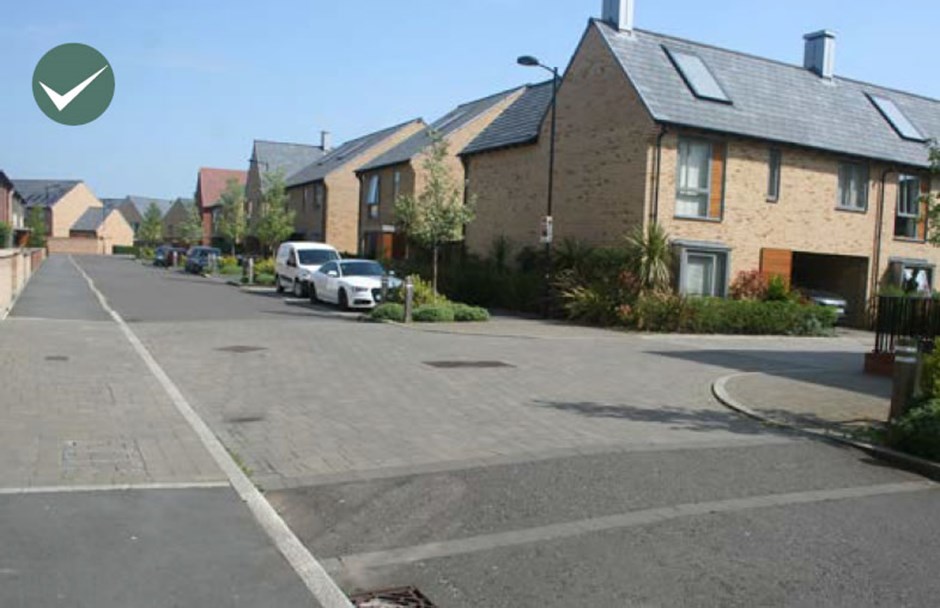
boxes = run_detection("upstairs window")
[314,183,325,208]
[676,138,712,218]
[393,171,402,200]
[366,175,380,219]
[767,148,782,202]
[837,162,869,211]
[895,175,922,240]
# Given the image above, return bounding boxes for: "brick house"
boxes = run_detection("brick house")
[68,207,135,254]
[284,119,425,254]
[246,138,327,248]
[461,1,940,326]
[0,171,27,247]
[162,198,195,244]
[12,179,126,254]
[102,195,174,237]
[355,89,525,260]
[194,168,247,246]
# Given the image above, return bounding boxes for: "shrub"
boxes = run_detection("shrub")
[219,255,240,275]
[113,245,139,256]
[370,303,405,322]
[412,304,455,323]
[254,272,275,286]
[633,292,691,332]
[389,275,450,306]
[0,221,11,247]
[919,341,940,398]
[253,258,275,276]
[138,246,155,260]
[557,281,619,325]
[730,270,768,301]
[889,399,940,461]
[684,298,837,336]
[765,275,791,302]
[452,303,490,322]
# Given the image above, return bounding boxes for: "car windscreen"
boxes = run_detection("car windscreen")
[340,261,384,277]
[298,249,339,265]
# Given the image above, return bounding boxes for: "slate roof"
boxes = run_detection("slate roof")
[12,179,81,207]
[357,88,524,173]
[127,195,174,217]
[71,208,108,232]
[252,141,326,181]
[197,168,247,209]
[461,81,555,156]
[595,20,940,168]
[286,119,423,187]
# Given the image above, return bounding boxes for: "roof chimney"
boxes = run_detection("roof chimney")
[321,130,332,152]
[602,0,634,32]
[803,30,836,79]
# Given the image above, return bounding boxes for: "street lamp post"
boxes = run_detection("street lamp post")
[518,55,559,316]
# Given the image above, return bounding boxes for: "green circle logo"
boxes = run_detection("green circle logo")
[32,43,115,126]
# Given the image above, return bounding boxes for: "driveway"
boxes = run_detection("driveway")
[17,255,940,607]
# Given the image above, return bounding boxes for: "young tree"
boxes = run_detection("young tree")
[625,223,673,293]
[0,222,10,248]
[254,171,295,255]
[178,200,203,246]
[925,143,940,245]
[216,178,247,255]
[138,202,164,245]
[26,207,47,248]
[394,134,475,292]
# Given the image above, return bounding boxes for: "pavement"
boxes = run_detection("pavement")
[3,254,939,607]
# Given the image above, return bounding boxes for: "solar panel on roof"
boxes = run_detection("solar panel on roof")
[867,94,927,142]
[664,47,732,104]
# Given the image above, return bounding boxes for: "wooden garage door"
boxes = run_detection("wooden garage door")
[760,248,793,286]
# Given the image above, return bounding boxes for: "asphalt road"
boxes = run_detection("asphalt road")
[9,254,938,608]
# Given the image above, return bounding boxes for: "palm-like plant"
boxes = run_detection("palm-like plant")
[625,223,673,293]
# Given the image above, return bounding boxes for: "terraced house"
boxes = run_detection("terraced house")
[462,0,940,326]
[0,171,27,247]
[355,88,524,259]
[284,119,424,253]
[194,168,247,246]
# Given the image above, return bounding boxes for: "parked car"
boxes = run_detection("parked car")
[798,288,848,323]
[309,259,401,310]
[185,246,222,274]
[274,242,341,297]
[154,245,186,268]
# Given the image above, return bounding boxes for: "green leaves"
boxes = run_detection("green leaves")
[254,171,295,254]
[217,178,247,254]
[26,207,47,247]
[138,202,164,245]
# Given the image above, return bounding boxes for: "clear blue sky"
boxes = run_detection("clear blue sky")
[2,0,938,200]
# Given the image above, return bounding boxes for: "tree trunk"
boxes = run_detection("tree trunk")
[432,245,439,294]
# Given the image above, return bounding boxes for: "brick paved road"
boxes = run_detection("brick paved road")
[43,255,940,607]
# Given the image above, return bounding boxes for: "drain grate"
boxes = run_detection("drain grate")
[45,356,70,362]
[424,360,513,369]
[225,415,265,424]
[215,345,267,354]
[350,587,437,608]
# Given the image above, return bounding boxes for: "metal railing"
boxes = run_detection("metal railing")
[874,295,940,353]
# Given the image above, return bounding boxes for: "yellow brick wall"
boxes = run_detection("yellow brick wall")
[51,182,103,237]
[359,164,416,239]
[100,210,135,250]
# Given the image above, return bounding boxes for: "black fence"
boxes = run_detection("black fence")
[874,295,940,354]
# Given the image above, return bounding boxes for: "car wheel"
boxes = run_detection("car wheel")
[309,283,319,304]
[338,289,349,311]
[293,280,304,298]
[275,275,284,294]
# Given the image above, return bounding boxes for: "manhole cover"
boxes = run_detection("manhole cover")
[424,361,513,369]
[215,346,267,354]
[350,587,437,608]
[45,356,69,362]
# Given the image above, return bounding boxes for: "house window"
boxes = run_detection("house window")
[767,148,782,202]
[393,171,401,200]
[894,175,921,240]
[676,242,730,298]
[676,138,712,218]
[303,186,312,211]
[837,162,869,211]
[366,175,380,219]
[314,183,325,208]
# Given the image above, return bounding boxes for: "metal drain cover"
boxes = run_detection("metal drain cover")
[215,345,267,354]
[350,587,437,607]
[424,360,513,369]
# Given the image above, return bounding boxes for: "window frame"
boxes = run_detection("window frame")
[895,174,924,241]
[675,137,714,220]
[674,241,731,299]
[767,148,782,202]
[314,183,325,208]
[393,170,401,200]
[836,161,870,212]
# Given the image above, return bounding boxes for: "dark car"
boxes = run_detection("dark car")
[185,247,222,274]
[798,288,848,324]
[154,245,187,268]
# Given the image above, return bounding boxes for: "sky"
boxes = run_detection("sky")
[2,0,938,200]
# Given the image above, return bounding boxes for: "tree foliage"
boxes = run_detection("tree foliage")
[393,134,475,291]
[26,207,47,247]
[924,142,940,245]
[253,171,295,255]
[216,178,247,255]
[0,221,10,248]
[177,200,203,245]
[624,223,673,293]
[138,202,164,245]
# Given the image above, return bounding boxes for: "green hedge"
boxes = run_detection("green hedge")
[452,303,491,322]
[889,400,940,461]
[370,303,405,322]
[113,245,139,256]
[413,304,455,323]
[253,272,275,286]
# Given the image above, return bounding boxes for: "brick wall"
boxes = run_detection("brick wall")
[47,236,106,255]
[0,248,45,316]
[50,183,103,238]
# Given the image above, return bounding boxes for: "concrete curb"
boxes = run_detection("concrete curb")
[712,373,940,483]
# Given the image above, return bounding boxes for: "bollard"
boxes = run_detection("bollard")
[381,273,390,303]
[247,257,255,285]
[404,276,414,323]
[890,340,918,421]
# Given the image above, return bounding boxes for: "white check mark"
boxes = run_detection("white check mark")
[39,65,109,112]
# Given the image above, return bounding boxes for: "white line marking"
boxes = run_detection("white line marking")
[0,481,230,496]
[69,256,354,608]
[322,480,936,573]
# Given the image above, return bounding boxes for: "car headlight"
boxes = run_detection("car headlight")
[298,270,311,281]
[353,286,369,293]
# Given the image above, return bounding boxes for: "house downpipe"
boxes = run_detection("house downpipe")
[872,167,895,311]
[651,125,668,225]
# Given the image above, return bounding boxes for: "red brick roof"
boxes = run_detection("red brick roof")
[197,168,247,210]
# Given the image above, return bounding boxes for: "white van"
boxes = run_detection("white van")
[274,242,341,297]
